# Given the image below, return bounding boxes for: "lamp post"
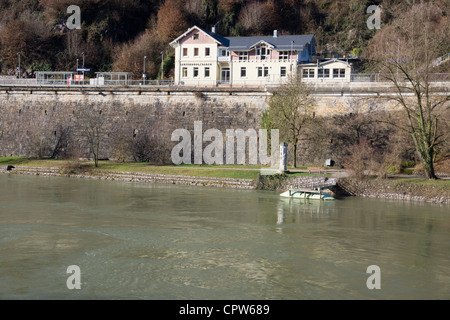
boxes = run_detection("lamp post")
[81,52,85,85]
[290,41,295,74]
[291,41,294,61]
[143,56,147,84]
[161,51,164,80]
[17,52,21,78]
[396,38,400,80]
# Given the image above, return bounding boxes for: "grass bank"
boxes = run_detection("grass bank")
[0,157,317,181]
[338,176,450,204]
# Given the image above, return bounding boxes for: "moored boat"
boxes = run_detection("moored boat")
[280,188,335,200]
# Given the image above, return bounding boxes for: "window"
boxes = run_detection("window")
[279,51,289,60]
[302,69,315,78]
[318,68,330,78]
[239,52,248,61]
[205,47,210,57]
[193,33,199,40]
[333,68,346,78]
[220,49,229,57]
[183,48,188,57]
[182,67,188,78]
[280,67,287,77]
[204,67,210,78]
[240,67,247,78]
[256,45,271,60]
[193,67,199,78]
[257,67,269,77]
[194,48,199,57]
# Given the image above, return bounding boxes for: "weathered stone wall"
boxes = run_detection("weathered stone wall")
[0,83,447,159]
[0,87,269,159]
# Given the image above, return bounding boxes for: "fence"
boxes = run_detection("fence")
[0,74,449,87]
[350,73,450,82]
[0,78,174,87]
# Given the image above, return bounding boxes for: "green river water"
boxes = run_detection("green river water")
[0,174,449,299]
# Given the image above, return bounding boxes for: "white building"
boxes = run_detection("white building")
[299,59,353,83]
[170,26,317,87]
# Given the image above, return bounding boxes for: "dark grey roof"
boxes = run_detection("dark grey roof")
[171,26,315,51]
[202,27,315,51]
[220,34,315,51]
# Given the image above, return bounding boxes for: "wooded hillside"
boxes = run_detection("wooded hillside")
[0,0,448,79]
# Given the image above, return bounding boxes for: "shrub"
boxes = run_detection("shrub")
[60,161,92,175]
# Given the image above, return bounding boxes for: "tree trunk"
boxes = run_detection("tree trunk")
[422,155,437,179]
[292,143,297,168]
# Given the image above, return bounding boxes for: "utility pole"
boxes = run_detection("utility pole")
[82,52,85,85]
[17,52,21,78]
[397,38,400,80]
[161,51,164,80]
[143,56,147,84]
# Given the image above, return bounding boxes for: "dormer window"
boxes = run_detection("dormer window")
[256,45,271,60]
[238,52,248,61]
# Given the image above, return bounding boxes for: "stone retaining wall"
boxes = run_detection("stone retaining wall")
[337,177,449,204]
[2,85,444,159]
[0,166,256,189]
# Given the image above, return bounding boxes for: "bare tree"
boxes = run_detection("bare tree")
[238,1,267,34]
[266,76,315,168]
[76,104,108,168]
[367,2,450,179]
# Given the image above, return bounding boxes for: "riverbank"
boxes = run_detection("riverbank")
[0,165,256,189]
[1,159,449,204]
[338,177,449,204]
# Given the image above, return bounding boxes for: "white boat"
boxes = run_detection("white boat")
[280,188,335,200]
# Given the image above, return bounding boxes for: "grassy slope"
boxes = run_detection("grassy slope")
[0,157,317,180]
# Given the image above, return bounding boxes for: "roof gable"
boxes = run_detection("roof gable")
[318,59,352,67]
[249,40,275,49]
[170,26,225,47]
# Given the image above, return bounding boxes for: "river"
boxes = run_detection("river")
[0,174,449,299]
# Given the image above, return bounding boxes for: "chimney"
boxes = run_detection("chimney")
[212,26,216,33]
[273,30,278,38]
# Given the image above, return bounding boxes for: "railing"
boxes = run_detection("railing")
[0,78,174,87]
[350,73,450,82]
[315,51,360,60]
[350,74,380,82]
[122,80,174,86]
[294,177,336,190]
[1,74,448,88]
[218,56,231,62]
[0,78,39,85]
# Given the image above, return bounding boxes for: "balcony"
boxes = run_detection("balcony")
[218,56,231,62]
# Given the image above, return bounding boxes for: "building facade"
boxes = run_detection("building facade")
[299,59,353,83]
[170,26,317,87]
